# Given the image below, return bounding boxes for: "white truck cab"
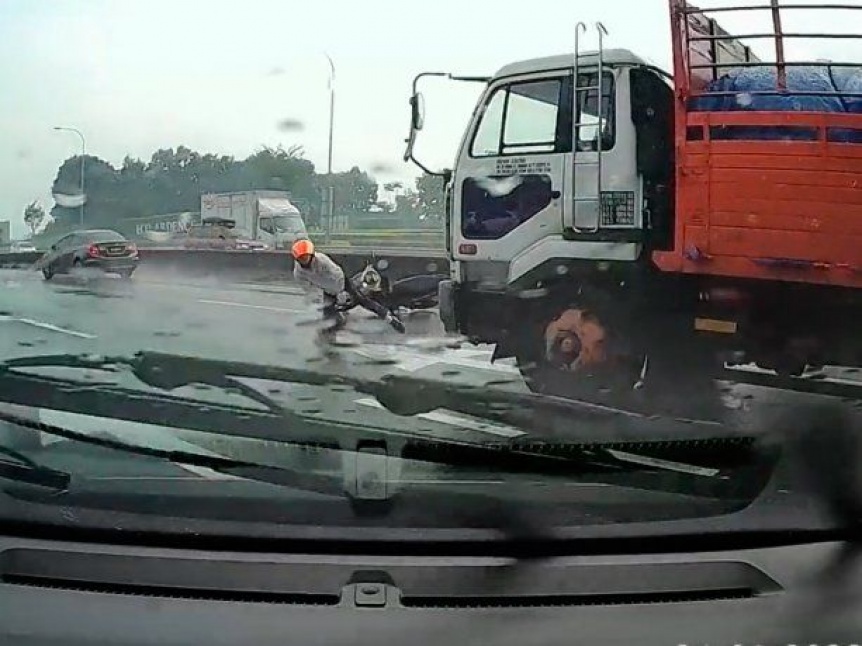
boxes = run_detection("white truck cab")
[450,49,650,287]
[405,36,674,334]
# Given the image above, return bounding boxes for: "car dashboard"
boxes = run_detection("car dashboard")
[0,531,859,646]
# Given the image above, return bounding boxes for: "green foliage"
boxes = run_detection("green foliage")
[47,145,381,231]
[388,173,446,223]
[23,201,46,235]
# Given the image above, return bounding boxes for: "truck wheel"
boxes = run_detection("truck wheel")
[516,299,644,404]
[515,293,725,422]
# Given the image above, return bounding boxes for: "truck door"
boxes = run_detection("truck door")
[451,72,570,278]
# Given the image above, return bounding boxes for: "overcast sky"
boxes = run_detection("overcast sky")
[1,0,857,236]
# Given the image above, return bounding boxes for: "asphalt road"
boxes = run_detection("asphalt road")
[0,265,531,450]
[1,264,860,465]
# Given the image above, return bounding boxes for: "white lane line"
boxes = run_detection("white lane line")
[197,299,306,315]
[0,315,96,339]
[355,397,526,438]
[352,345,518,375]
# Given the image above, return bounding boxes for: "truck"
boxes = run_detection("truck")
[402,0,862,419]
[199,191,308,249]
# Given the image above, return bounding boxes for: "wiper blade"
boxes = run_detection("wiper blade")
[0,351,731,442]
[0,353,769,498]
[0,408,342,498]
[0,444,70,491]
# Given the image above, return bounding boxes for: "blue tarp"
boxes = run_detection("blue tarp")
[689,65,862,142]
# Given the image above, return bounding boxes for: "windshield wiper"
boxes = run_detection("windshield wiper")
[0,352,771,498]
[0,396,769,507]
[0,351,731,443]
[0,445,70,491]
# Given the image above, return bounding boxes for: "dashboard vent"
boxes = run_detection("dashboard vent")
[3,573,340,606]
[402,587,754,609]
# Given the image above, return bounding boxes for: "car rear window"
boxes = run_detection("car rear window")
[86,230,126,243]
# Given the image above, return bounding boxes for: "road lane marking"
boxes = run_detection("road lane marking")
[354,397,526,438]
[197,299,306,314]
[352,344,518,375]
[0,315,96,339]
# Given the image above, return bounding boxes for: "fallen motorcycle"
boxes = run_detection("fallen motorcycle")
[349,260,446,313]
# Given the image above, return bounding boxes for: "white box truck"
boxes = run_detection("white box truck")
[199,190,308,250]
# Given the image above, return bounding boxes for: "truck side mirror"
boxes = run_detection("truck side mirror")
[411,92,425,131]
[403,93,426,163]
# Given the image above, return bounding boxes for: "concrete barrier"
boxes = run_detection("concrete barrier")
[0,248,450,283]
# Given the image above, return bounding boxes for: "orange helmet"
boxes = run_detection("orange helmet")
[291,239,315,261]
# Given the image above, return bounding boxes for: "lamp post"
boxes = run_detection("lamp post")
[323,53,336,242]
[53,126,86,226]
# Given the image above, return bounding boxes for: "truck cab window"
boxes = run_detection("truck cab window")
[576,72,615,152]
[470,79,563,157]
[259,217,274,234]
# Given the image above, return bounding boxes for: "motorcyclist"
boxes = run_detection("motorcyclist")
[291,239,406,338]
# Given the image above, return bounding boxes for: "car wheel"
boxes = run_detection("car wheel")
[72,259,87,280]
[41,265,54,280]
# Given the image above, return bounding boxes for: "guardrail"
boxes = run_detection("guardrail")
[26,227,446,254]
[0,247,450,282]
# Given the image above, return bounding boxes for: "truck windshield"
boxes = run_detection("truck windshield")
[271,215,303,232]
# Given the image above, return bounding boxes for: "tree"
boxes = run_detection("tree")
[23,201,46,235]
[415,173,446,221]
[321,166,378,214]
[50,154,121,226]
[44,145,384,233]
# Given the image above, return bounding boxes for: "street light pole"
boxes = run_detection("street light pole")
[53,126,86,227]
[324,53,335,177]
[323,53,336,243]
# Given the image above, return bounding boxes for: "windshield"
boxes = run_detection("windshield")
[84,230,126,243]
[272,215,303,232]
[1,0,860,543]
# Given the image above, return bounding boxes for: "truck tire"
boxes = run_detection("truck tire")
[514,287,725,422]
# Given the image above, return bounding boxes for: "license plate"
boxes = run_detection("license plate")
[108,246,124,254]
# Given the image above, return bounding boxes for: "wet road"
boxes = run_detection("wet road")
[1,265,860,456]
[0,266,532,451]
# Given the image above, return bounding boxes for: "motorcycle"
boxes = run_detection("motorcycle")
[348,259,446,314]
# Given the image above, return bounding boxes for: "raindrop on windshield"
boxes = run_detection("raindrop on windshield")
[735,93,753,107]
[370,162,395,174]
[276,118,305,132]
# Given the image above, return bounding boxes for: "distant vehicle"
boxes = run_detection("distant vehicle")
[36,229,138,280]
[183,217,240,250]
[183,217,271,251]
[200,190,308,249]
[10,241,37,253]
